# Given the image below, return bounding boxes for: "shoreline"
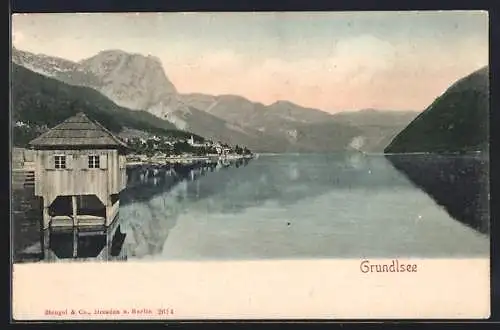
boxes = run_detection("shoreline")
[11,150,488,171]
[125,153,255,167]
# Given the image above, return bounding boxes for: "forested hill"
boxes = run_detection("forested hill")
[11,63,202,147]
[385,66,489,154]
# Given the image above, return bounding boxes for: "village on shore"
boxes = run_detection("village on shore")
[12,133,255,174]
[123,134,255,166]
[12,114,255,172]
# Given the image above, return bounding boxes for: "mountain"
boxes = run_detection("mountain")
[77,49,179,111]
[11,63,199,147]
[13,47,420,153]
[181,91,419,152]
[12,48,273,149]
[178,93,364,149]
[179,93,366,151]
[13,47,184,113]
[179,94,346,134]
[330,109,420,152]
[385,66,489,153]
[12,46,81,76]
[11,49,301,152]
[331,108,419,127]
[179,94,338,128]
[13,47,365,152]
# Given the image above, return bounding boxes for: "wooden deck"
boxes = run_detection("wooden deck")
[50,215,106,229]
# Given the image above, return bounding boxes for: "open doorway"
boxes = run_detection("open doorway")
[48,196,72,217]
[77,195,106,218]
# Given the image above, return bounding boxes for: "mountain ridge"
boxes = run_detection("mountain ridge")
[12,46,420,152]
[385,66,489,153]
[11,63,201,147]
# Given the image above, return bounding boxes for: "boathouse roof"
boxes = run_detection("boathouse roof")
[28,112,129,150]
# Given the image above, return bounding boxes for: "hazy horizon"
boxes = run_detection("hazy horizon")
[11,11,488,113]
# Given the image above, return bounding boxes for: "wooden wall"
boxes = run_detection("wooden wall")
[12,148,35,169]
[35,149,127,207]
[12,148,24,168]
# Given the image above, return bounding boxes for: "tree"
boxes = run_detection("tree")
[173,141,193,155]
[235,145,243,155]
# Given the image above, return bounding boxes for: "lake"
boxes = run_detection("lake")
[12,153,489,262]
[118,153,489,261]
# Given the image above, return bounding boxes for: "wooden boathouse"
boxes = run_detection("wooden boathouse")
[28,112,128,230]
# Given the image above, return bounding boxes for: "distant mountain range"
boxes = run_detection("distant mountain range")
[385,66,489,153]
[12,46,419,152]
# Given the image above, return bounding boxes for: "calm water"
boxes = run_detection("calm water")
[118,153,489,260]
[12,153,489,262]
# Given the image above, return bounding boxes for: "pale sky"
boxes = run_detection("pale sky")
[12,11,488,113]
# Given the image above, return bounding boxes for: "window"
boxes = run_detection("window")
[54,155,66,169]
[88,155,100,169]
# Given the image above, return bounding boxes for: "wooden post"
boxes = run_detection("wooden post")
[72,196,77,227]
[42,207,50,230]
[105,228,112,261]
[105,195,111,227]
[71,195,78,258]
[72,227,78,258]
[42,229,50,261]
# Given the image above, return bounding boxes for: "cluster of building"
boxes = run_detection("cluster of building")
[123,134,236,159]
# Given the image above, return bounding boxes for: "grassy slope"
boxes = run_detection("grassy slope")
[385,66,489,153]
[11,63,201,147]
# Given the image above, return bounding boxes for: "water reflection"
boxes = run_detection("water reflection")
[15,214,127,263]
[42,222,127,261]
[121,153,421,219]
[120,158,252,258]
[120,153,489,259]
[386,153,490,235]
[122,158,250,204]
[119,153,416,258]
[13,153,489,262]
[120,153,488,260]
[13,186,43,262]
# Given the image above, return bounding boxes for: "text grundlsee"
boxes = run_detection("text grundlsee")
[360,259,418,273]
